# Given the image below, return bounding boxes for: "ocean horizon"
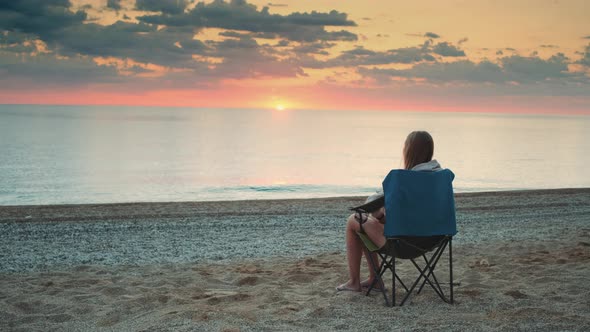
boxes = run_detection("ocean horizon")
[1,104,589,206]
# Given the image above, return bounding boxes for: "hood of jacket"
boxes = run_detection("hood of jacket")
[411,159,442,172]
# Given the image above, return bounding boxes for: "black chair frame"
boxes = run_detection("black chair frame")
[365,235,454,307]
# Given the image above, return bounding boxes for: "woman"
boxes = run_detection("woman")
[336,131,441,292]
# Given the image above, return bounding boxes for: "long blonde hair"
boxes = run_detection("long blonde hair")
[403,131,434,170]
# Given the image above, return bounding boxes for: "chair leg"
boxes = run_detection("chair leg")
[392,256,396,307]
[415,255,448,301]
[365,251,390,307]
[402,254,449,306]
[449,238,454,304]
[395,272,409,292]
[417,241,447,294]
[421,254,447,300]
[417,253,444,296]
[413,240,453,304]
[399,259,423,306]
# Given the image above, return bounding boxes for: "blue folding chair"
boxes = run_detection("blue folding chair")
[352,169,457,306]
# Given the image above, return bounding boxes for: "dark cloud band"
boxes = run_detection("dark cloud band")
[0,0,588,97]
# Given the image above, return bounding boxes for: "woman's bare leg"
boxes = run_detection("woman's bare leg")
[342,214,363,291]
[361,250,380,287]
[338,214,385,291]
[361,216,386,288]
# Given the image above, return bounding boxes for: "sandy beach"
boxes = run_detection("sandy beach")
[1,189,589,331]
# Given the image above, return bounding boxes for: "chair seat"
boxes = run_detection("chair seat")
[382,236,446,259]
[357,232,381,252]
[357,233,445,259]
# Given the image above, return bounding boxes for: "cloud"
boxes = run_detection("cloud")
[0,0,86,37]
[302,40,468,69]
[1,0,587,99]
[49,22,206,68]
[201,35,305,79]
[292,42,335,55]
[283,28,356,42]
[1,0,336,86]
[359,60,503,83]
[432,42,465,57]
[303,44,436,69]
[137,0,357,42]
[424,32,440,39]
[458,37,468,45]
[267,3,288,7]
[358,53,578,84]
[135,0,188,15]
[219,28,356,42]
[577,44,590,66]
[0,51,120,88]
[584,35,590,39]
[107,0,122,11]
[0,30,31,48]
[540,44,558,48]
[218,30,250,38]
[500,53,570,82]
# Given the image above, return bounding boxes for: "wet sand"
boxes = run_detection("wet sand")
[1,189,589,331]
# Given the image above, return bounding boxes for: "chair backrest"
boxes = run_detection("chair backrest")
[382,168,457,237]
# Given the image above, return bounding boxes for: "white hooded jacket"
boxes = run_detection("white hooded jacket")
[365,159,443,203]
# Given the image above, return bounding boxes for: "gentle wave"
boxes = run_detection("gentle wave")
[206,184,378,194]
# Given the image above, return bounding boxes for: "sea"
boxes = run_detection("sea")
[1,104,589,206]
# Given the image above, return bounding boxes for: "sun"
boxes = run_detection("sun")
[275,104,285,111]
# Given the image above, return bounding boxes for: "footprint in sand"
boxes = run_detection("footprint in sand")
[310,306,328,318]
[277,304,301,314]
[157,295,171,304]
[504,290,528,299]
[460,289,481,298]
[12,301,42,314]
[236,276,259,286]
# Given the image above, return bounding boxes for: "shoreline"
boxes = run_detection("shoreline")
[2,187,589,223]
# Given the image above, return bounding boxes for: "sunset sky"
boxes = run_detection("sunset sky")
[0,0,589,113]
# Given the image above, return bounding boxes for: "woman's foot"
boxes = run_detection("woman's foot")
[336,281,361,292]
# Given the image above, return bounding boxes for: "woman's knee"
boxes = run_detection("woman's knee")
[346,214,360,231]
